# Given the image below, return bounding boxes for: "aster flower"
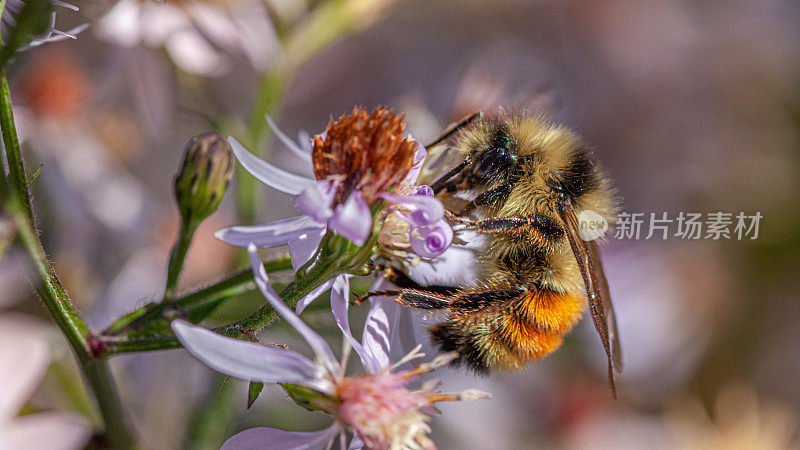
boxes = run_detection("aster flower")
[0,315,90,450]
[0,0,87,51]
[172,245,488,450]
[216,108,453,314]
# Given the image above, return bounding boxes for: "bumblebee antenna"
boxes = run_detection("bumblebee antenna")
[425,111,483,149]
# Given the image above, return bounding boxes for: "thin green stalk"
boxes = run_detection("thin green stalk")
[236,70,286,226]
[101,261,338,354]
[104,255,293,336]
[164,219,198,299]
[0,69,136,448]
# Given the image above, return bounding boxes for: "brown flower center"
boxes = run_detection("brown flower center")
[312,107,417,204]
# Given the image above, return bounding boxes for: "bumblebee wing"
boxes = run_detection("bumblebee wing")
[586,238,623,371]
[556,198,619,398]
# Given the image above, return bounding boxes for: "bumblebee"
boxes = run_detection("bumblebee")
[369,111,622,396]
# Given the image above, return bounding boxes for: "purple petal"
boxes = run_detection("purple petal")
[409,219,453,258]
[361,279,400,372]
[328,190,372,246]
[379,192,444,228]
[228,137,315,195]
[265,115,312,164]
[222,424,340,450]
[348,433,365,450]
[171,321,332,393]
[287,228,326,271]
[215,216,326,249]
[294,180,336,223]
[401,142,427,185]
[248,245,340,374]
[329,276,372,371]
[416,185,434,197]
[295,278,335,315]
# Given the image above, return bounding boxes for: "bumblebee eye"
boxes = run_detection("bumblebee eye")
[476,148,506,177]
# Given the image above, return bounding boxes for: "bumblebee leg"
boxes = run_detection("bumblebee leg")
[459,184,514,215]
[376,265,459,296]
[356,288,452,310]
[473,184,514,208]
[451,214,564,245]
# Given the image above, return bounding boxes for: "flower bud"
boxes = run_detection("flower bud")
[174,133,234,226]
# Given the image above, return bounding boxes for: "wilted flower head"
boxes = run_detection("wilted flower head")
[218,107,452,256]
[172,245,488,450]
[312,107,418,205]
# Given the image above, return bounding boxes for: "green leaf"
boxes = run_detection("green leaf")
[26,164,42,185]
[247,381,264,409]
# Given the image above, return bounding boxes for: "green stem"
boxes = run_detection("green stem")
[236,70,286,226]
[0,69,136,447]
[104,255,293,337]
[101,259,339,354]
[164,219,198,299]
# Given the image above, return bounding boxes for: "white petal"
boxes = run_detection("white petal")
[294,278,334,315]
[288,228,326,271]
[361,280,400,372]
[228,137,315,195]
[266,115,312,163]
[171,321,333,393]
[248,245,340,374]
[164,29,228,77]
[1,412,90,450]
[215,216,325,248]
[222,424,340,450]
[329,276,372,372]
[0,330,50,421]
[93,0,143,47]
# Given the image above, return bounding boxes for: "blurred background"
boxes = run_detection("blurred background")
[2,0,799,448]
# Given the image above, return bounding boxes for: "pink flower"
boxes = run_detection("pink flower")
[171,245,488,450]
[0,315,90,450]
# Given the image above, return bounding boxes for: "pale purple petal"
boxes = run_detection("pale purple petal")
[228,137,315,195]
[248,245,340,374]
[379,192,444,228]
[295,278,335,315]
[401,142,427,185]
[294,180,336,223]
[297,130,313,153]
[288,228,326,271]
[215,216,325,248]
[328,190,371,246]
[0,330,50,421]
[410,219,453,258]
[416,185,434,197]
[265,115,312,164]
[222,424,340,450]
[348,433,365,450]
[329,276,372,371]
[171,321,333,393]
[1,412,90,450]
